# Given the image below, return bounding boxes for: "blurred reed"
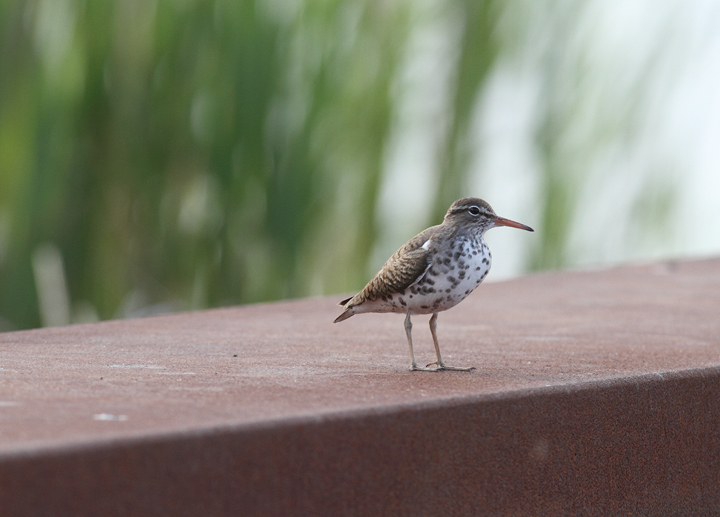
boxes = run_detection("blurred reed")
[2,0,717,330]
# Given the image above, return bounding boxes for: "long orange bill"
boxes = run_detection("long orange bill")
[493,216,534,232]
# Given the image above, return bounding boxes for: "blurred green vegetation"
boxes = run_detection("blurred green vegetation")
[1,0,692,331]
[0,0,502,330]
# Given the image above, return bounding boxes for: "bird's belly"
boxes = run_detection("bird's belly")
[370,242,492,315]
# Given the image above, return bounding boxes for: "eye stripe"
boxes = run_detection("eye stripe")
[449,204,493,218]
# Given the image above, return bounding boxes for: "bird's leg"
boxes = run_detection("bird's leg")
[426,313,475,371]
[405,311,435,371]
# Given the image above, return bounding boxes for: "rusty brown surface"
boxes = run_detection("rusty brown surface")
[1,258,720,515]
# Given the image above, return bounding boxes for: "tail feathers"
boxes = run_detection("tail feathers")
[333,309,354,323]
[334,294,356,323]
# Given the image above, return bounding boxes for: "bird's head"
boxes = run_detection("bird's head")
[444,197,534,234]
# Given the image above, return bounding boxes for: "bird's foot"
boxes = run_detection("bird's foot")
[409,364,439,372]
[425,361,475,371]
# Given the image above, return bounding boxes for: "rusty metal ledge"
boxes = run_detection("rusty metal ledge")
[1,258,720,515]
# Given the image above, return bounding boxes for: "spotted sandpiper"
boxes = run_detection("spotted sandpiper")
[334,197,534,371]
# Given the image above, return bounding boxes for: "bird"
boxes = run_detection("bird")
[334,197,534,371]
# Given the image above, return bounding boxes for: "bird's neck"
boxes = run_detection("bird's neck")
[442,223,487,242]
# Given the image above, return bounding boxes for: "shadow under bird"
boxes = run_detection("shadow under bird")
[334,197,534,371]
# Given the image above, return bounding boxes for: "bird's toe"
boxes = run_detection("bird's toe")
[436,364,475,371]
[409,364,441,372]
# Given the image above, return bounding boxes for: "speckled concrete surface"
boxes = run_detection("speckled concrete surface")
[1,258,719,515]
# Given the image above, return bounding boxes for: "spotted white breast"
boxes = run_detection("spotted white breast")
[360,236,492,315]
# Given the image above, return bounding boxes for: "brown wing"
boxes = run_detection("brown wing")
[344,227,436,308]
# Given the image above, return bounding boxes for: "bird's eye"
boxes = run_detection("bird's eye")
[468,206,480,216]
